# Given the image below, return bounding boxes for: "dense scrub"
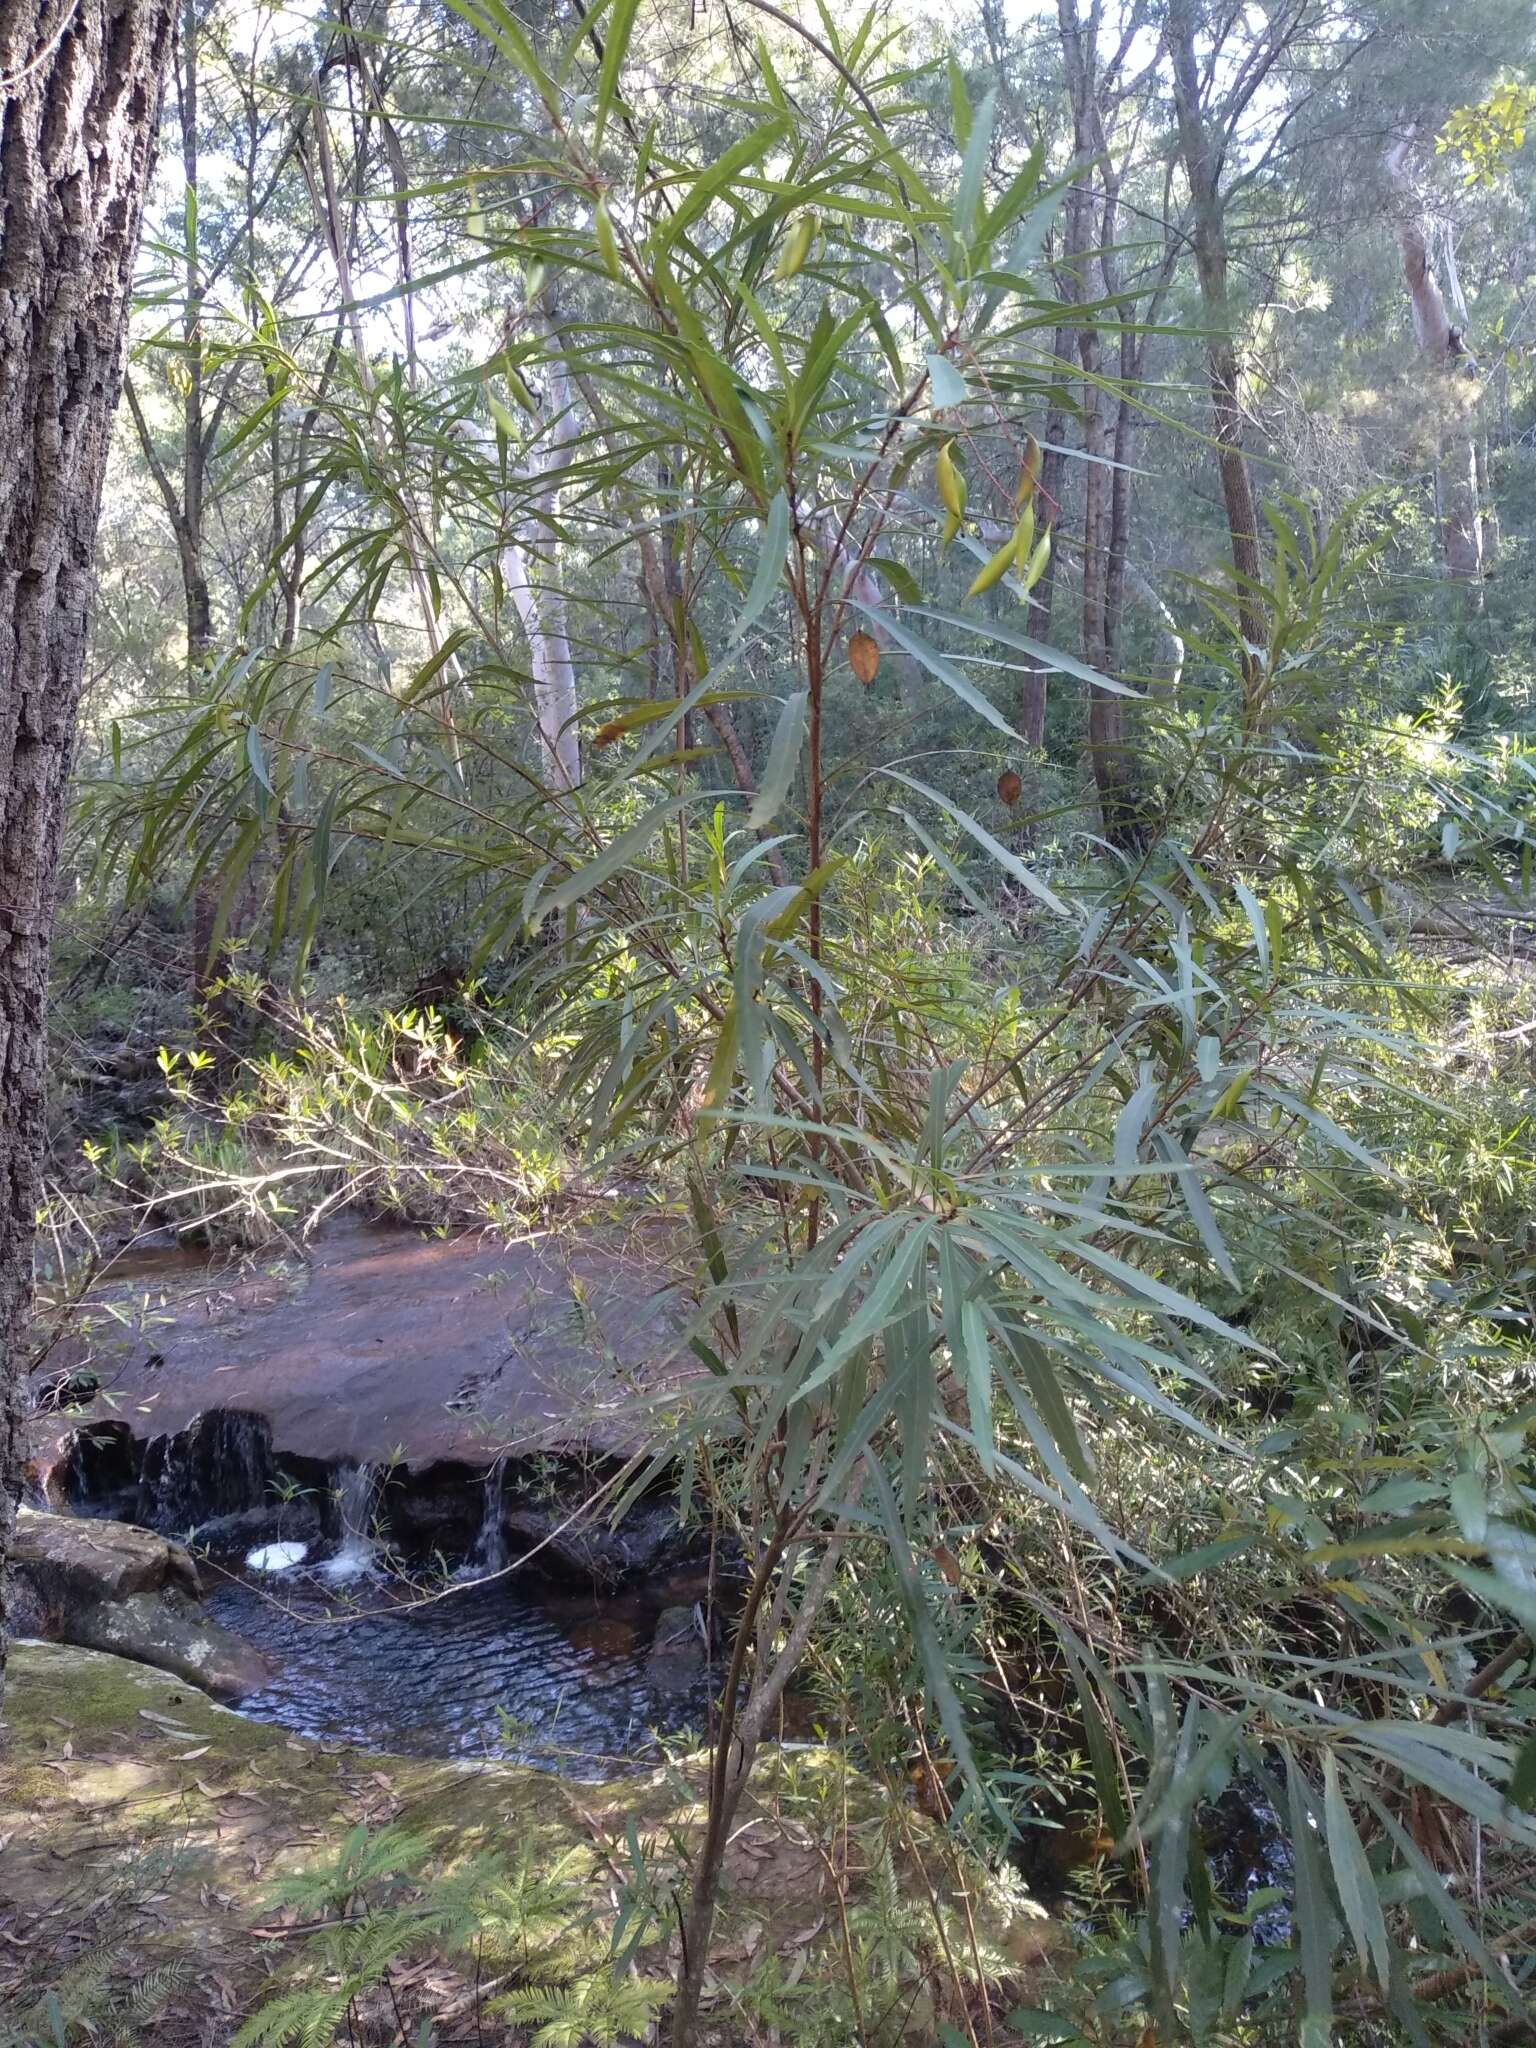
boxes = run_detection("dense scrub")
[22,0,1536,2042]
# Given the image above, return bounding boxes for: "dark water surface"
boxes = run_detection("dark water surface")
[206,1565,713,1775]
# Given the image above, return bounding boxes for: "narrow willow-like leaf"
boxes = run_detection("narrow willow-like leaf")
[1286,1756,1335,2047]
[737,491,790,640]
[951,88,995,243]
[1324,1750,1390,1988]
[747,690,807,829]
[926,351,968,409]
[538,797,687,918]
[904,603,1143,696]
[882,767,1069,916]
[592,0,639,148]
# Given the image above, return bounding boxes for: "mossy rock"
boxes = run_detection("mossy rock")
[0,1641,1064,2042]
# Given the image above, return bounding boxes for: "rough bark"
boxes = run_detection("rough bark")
[1166,0,1268,712]
[0,0,176,1693]
[1022,371,1066,750]
[1059,0,1146,844]
[1385,134,1484,591]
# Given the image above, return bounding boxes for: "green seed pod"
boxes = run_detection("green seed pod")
[774,211,817,280]
[595,197,622,283]
[936,440,966,519]
[1021,526,1052,592]
[503,359,538,415]
[966,531,1018,600]
[485,382,518,440]
[1018,432,1042,503]
[941,507,963,552]
[1012,500,1036,572]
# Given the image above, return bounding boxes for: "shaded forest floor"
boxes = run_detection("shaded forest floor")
[1,1642,1062,2044]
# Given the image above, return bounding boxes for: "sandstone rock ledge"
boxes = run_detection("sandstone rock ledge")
[12,1506,273,1697]
[0,1641,1066,2044]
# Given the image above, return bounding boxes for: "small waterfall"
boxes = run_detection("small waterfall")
[458,1459,509,1580]
[320,1462,380,1582]
[137,1410,273,1532]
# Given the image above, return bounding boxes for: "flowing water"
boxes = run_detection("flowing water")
[457,1458,509,1581]
[205,1558,714,1774]
[319,1461,380,1583]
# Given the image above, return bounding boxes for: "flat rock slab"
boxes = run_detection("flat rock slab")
[35,1215,688,1471]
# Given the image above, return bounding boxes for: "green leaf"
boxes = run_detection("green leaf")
[246,724,274,795]
[747,689,808,830]
[905,604,1143,697]
[1113,1076,1158,1171]
[1154,1133,1238,1286]
[538,797,687,919]
[985,1297,1093,1482]
[940,1234,994,1474]
[882,767,1070,917]
[946,54,972,149]
[1324,1749,1390,1988]
[593,0,639,148]
[1286,1757,1334,2045]
[1154,1534,1257,1581]
[1233,880,1270,975]
[1004,2014,1088,2046]
[439,0,558,116]
[737,491,790,640]
[653,117,789,255]
[867,554,921,605]
[926,352,969,409]
[951,88,996,244]
[1508,1729,1536,1812]
[858,606,1020,739]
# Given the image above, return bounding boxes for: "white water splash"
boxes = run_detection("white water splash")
[247,1540,310,1573]
[456,1459,508,1581]
[320,1462,379,1582]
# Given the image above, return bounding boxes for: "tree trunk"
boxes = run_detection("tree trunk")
[1166,0,1267,714]
[0,0,176,1692]
[1021,356,1066,751]
[1385,135,1484,595]
[1059,0,1144,845]
[500,352,582,792]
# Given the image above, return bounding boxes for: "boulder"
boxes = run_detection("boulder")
[12,1508,273,1700]
[647,1603,710,1690]
[503,1495,700,1587]
[70,1588,275,1699]
[13,1506,201,1608]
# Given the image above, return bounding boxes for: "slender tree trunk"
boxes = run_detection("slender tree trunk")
[1166,0,1267,712]
[0,0,176,1693]
[1021,355,1067,750]
[177,0,210,660]
[500,353,582,792]
[1059,0,1143,844]
[1385,134,1484,596]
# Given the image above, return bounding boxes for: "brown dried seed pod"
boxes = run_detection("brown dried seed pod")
[849,630,880,685]
[997,769,1022,806]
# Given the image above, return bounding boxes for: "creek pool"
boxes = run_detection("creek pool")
[206,1562,714,1775]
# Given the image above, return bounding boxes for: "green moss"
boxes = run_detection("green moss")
[0,1642,1063,2042]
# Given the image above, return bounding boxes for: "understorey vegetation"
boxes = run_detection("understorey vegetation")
[16,0,1536,2042]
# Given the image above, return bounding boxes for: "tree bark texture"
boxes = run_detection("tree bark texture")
[0,0,175,1689]
[1166,0,1268,711]
[1385,135,1484,591]
[1059,0,1145,845]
